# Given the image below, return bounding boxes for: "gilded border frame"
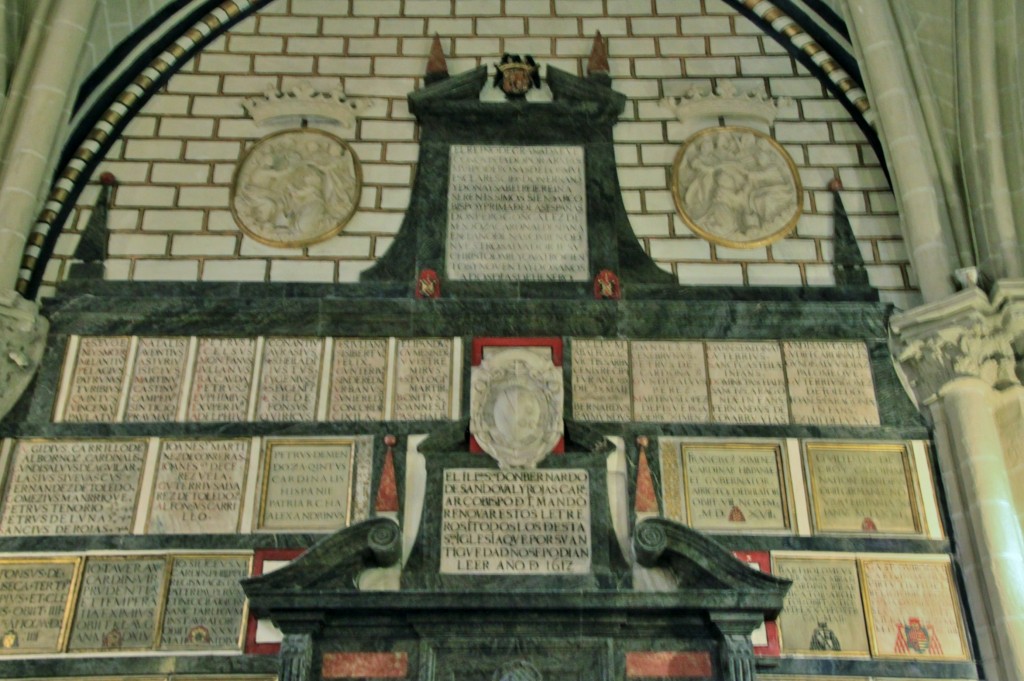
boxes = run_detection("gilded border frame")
[671,126,803,249]
[229,127,362,249]
[804,441,923,536]
[257,438,357,531]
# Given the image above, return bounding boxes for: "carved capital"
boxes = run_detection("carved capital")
[890,285,1021,404]
[279,631,316,681]
[0,295,47,421]
[710,612,762,681]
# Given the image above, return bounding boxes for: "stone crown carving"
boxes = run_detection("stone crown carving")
[244,80,373,127]
[661,82,789,125]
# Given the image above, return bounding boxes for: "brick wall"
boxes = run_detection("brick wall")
[48,0,916,309]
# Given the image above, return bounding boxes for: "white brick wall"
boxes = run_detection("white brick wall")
[47,0,915,305]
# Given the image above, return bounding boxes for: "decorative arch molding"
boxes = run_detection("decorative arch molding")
[15,0,882,299]
[16,0,277,300]
[719,0,887,183]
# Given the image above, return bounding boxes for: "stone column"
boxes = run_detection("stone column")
[891,281,1024,681]
[843,0,960,303]
[0,0,96,420]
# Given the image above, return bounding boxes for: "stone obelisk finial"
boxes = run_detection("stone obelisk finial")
[587,31,610,84]
[426,34,448,84]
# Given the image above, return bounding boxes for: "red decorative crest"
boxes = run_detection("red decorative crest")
[416,268,440,299]
[594,269,621,299]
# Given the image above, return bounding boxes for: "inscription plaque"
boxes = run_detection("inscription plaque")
[258,439,355,531]
[784,342,879,426]
[570,340,631,422]
[658,439,686,524]
[707,342,788,424]
[391,339,452,420]
[328,339,388,420]
[0,440,147,535]
[256,337,323,421]
[62,336,131,422]
[631,341,709,422]
[682,443,788,531]
[124,337,188,422]
[774,556,869,655]
[159,555,249,650]
[860,558,968,660]
[441,469,591,575]
[447,145,588,281]
[148,440,250,534]
[806,443,920,534]
[67,557,165,651]
[0,558,79,654]
[187,338,257,422]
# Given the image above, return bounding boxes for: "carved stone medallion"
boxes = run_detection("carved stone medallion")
[672,126,802,248]
[231,128,361,247]
[470,349,563,469]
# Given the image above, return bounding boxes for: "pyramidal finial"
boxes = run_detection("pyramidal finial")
[375,435,399,514]
[587,31,609,79]
[426,34,448,84]
[829,177,871,289]
[634,436,658,515]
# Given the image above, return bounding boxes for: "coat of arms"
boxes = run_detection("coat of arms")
[894,618,942,655]
[493,54,541,99]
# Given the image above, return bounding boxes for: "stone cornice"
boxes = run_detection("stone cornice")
[890,280,1024,404]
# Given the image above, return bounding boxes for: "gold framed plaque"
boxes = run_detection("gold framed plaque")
[230,128,362,248]
[676,441,791,532]
[671,126,803,248]
[859,557,969,661]
[805,442,922,535]
[257,438,357,531]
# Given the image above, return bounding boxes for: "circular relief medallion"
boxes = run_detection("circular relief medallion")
[231,128,361,247]
[470,349,563,469]
[672,126,803,248]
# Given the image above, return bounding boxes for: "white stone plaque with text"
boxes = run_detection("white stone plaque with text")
[441,469,591,575]
[447,145,588,281]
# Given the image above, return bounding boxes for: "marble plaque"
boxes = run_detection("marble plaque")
[806,443,920,534]
[258,439,355,531]
[707,342,788,424]
[570,339,631,422]
[124,337,188,422]
[62,336,131,422]
[147,440,250,534]
[682,444,788,531]
[256,337,323,421]
[391,339,452,420]
[0,558,79,654]
[159,555,249,650]
[441,469,591,575]
[0,440,147,535]
[67,557,166,651]
[187,338,257,422]
[784,342,879,426]
[447,145,588,282]
[631,341,709,422]
[328,339,388,420]
[860,558,968,660]
[774,557,869,655]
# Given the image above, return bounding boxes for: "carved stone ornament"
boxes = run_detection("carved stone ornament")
[243,80,373,128]
[890,284,1024,405]
[661,82,789,126]
[0,298,48,421]
[230,128,361,247]
[671,126,802,248]
[470,349,564,469]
